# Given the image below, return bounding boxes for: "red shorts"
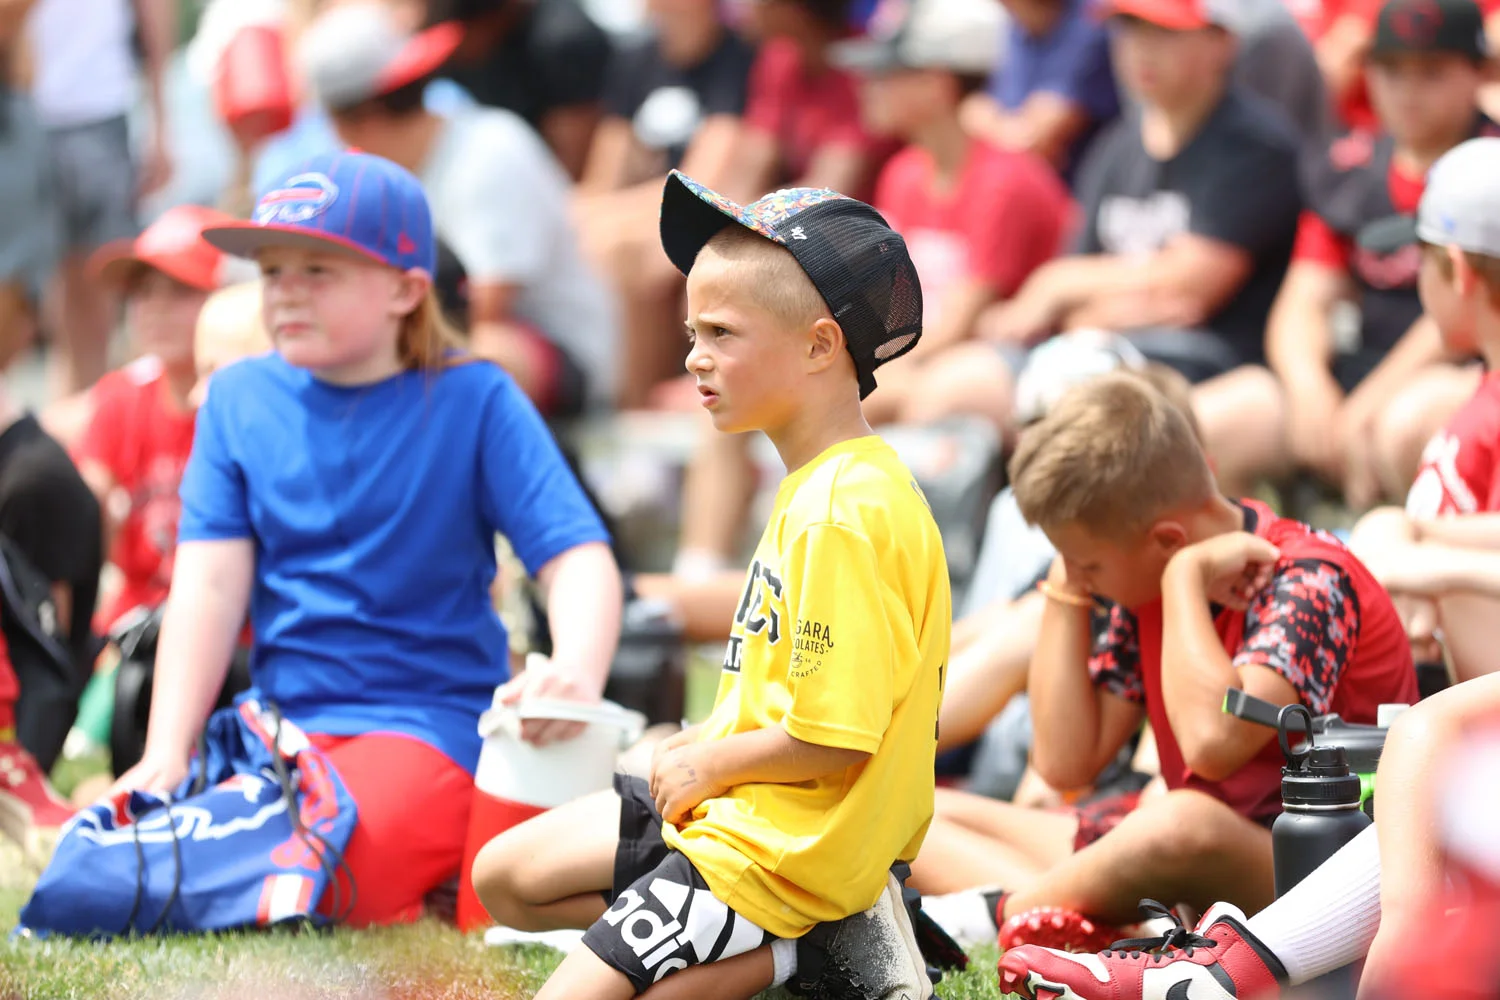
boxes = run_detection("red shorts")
[308,732,473,927]
[1070,790,1143,851]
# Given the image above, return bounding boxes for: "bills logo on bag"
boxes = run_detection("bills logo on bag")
[255,173,340,225]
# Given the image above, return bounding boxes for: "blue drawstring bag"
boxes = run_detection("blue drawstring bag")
[16,698,358,938]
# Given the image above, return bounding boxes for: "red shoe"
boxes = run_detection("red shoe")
[998,901,1286,1000]
[999,905,1122,954]
[0,741,77,866]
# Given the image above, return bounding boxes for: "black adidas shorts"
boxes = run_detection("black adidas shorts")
[583,775,778,993]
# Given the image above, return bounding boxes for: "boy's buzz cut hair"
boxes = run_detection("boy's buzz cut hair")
[702,226,833,331]
[1010,371,1215,539]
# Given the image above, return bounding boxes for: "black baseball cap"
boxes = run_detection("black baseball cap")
[660,171,923,400]
[1369,0,1489,61]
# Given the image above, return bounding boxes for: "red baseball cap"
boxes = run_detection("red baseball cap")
[1098,0,1235,30]
[91,204,236,292]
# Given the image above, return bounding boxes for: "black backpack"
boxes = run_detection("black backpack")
[109,605,253,778]
[0,534,86,774]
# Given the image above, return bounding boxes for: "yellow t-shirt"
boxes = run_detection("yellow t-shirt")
[661,435,952,938]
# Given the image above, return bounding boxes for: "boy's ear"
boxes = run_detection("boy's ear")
[806,317,848,373]
[1148,519,1189,553]
[1449,244,1477,296]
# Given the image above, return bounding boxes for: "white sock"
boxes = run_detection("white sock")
[917,890,999,949]
[672,548,731,580]
[1244,825,1382,984]
[770,936,798,986]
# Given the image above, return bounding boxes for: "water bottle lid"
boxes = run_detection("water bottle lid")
[1282,744,1364,807]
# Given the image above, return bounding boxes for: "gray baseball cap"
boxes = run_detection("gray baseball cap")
[831,0,1005,77]
[1359,137,1500,256]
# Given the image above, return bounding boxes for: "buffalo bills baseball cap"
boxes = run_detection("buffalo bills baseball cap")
[660,170,923,400]
[92,204,237,292]
[298,0,463,112]
[202,150,437,275]
[1359,137,1500,256]
[1370,0,1488,61]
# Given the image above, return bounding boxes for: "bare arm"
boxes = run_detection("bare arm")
[1414,515,1500,549]
[960,91,1089,169]
[676,114,746,191]
[577,117,634,195]
[539,104,603,182]
[913,279,998,356]
[1160,543,1302,781]
[1028,561,1144,790]
[992,237,1253,342]
[132,0,175,192]
[1266,262,1350,388]
[651,724,870,823]
[535,541,622,701]
[112,538,254,794]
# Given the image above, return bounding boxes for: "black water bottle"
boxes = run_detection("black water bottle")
[1273,705,1372,1000]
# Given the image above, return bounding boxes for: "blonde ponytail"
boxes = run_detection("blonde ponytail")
[397,287,468,372]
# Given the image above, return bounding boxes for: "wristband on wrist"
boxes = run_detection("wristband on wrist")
[1038,580,1093,608]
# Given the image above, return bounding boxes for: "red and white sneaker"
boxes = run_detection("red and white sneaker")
[998,901,1287,1000]
[999,905,1122,954]
[0,741,77,867]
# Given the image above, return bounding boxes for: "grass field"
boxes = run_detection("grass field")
[0,870,1005,1000]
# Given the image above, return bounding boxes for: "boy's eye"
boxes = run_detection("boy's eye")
[261,264,280,278]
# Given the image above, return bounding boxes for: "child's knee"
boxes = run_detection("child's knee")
[1128,790,1248,871]
[472,833,534,926]
[1348,505,1415,553]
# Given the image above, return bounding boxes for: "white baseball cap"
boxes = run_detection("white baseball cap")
[831,0,1005,78]
[1359,137,1500,257]
[298,0,463,111]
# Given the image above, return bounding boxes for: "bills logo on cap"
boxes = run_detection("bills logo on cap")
[255,173,340,225]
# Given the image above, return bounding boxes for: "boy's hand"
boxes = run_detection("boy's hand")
[650,740,726,826]
[1167,532,1281,611]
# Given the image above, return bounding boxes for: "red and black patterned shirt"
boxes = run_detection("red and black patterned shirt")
[1087,499,1417,823]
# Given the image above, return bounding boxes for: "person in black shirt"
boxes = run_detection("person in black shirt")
[981,0,1302,496]
[1267,0,1493,508]
[575,0,754,407]
[429,0,612,180]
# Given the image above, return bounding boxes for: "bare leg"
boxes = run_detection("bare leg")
[1003,789,1275,925]
[675,421,757,568]
[616,239,688,411]
[1368,364,1481,501]
[633,570,745,642]
[1192,365,1287,497]
[46,256,115,395]
[908,790,1079,894]
[472,788,620,931]
[896,342,1018,439]
[1436,592,1500,682]
[536,943,775,1000]
[939,592,1043,752]
[1360,673,1500,992]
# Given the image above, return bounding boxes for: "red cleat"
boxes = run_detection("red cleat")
[999,905,1123,955]
[998,901,1286,1000]
[0,741,77,866]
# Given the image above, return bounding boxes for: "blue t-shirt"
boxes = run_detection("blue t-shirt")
[988,0,1119,183]
[178,354,609,772]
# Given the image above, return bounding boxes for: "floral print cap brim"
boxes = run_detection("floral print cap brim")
[667,171,854,249]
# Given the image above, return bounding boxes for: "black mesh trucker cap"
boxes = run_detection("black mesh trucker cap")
[660,170,924,400]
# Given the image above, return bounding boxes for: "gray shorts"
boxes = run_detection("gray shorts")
[0,94,60,302]
[46,115,137,254]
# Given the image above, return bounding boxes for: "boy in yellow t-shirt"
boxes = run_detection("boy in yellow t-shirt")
[472,173,951,1000]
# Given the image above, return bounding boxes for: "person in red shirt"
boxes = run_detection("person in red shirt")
[906,373,1416,954]
[75,205,234,633]
[1267,0,1493,509]
[1343,137,1500,685]
[831,0,1073,431]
